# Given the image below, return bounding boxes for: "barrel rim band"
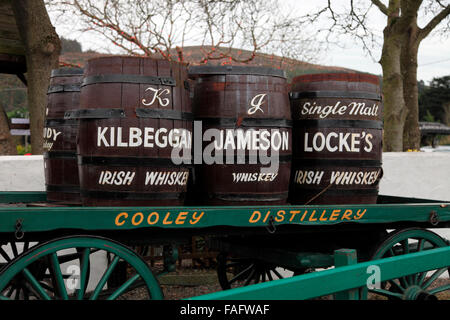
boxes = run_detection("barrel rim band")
[197,117,293,128]
[188,65,287,79]
[44,151,77,160]
[292,158,382,167]
[78,156,193,168]
[202,154,292,164]
[47,84,81,94]
[51,68,84,77]
[80,190,185,200]
[82,74,177,87]
[64,108,126,120]
[294,119,383,129]
[290,188,379,196]
[136,108,194,121]
[45,118,79,126]
[208,192,289,202]
[289,91,382,101]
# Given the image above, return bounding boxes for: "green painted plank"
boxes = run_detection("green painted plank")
[188,246,450,300]
[0,200,448,233]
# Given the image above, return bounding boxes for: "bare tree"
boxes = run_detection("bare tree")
[302,0,450,151]
[46,0,322,65]
[11,0,61,155]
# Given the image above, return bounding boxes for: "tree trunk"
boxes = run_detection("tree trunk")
[11,0,61,155]
[401,4,421,151]
[0,106,16,155]
[380,27,406,152]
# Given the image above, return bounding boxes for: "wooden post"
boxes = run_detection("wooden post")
[333,249,359,300]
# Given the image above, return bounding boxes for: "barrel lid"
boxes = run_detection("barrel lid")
[188,65,286,79]
[292,72,380,85]
[51,67,84,77]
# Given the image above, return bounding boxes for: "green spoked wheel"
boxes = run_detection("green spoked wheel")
[217,252,309,290]
[0,236,163,300]
[367,228,449,300]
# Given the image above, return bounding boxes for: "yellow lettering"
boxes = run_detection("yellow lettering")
[354,209,367,220]
[289,210,301,222]
[163,212,173,225]
[275,210,285,223]
[263,211,271,223]
[175,211,189,225]
[190,211,204,225]
[147,212,159,225]
[115,212,128,226]
[329,209,341,221]
[319,210,328,221]
[249,211,261,223]
[341,209,353,220]
[131,212,144,226]
[309,210,317,222]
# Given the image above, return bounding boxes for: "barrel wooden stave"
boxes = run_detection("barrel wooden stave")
[190,66,292,206]
[289,73,383,205]
[44,67,83,204]
[77,56,192,206]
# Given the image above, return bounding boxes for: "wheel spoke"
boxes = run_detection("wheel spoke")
[90,255,120,300]
[76,248,91,300]
[422,268,448,290]
[229,263,254,285]
[0,246,11,262]
[11,243,19,259]
[107,273,140,300]
[428,283,450,295]
[266,270,274,281]
[243,268,257,286]
[22,268,51,300]
[50,253,68,300]
[271,268,284,279]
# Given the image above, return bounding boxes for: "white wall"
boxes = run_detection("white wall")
[0,153,449,200]
[379,152,450,202]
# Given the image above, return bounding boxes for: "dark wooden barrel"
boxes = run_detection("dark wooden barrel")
[69,56,192,206]
[188,66,292,205]
[43,67,83,204]
[289,73,383,204]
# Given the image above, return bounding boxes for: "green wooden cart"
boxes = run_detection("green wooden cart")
[0,191,449,300]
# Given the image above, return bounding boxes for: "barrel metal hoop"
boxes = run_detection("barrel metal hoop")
[290,91,382,101]
[82,74,177,87]
[292,158,382,167]
[212,154,292,164]
[78,156,193,168]
[80,190,184,201]
[47,84,81,94]
[198,117,293,128]
[136,108,194,121]
[64,108,126,120]
[295,188,380,196]
[294,119,383,129]
[44,151,77,160]
[45,119,79,126]
[209,192,289,202]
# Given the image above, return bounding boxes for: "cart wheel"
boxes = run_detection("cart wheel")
[0,236,163,300]
[217,252,310,290]
[0,241,39,271]
[366,228,449,300]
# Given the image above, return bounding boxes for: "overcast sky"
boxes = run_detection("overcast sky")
[49,0,450,83]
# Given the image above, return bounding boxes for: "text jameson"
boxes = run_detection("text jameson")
[95,121,290,173]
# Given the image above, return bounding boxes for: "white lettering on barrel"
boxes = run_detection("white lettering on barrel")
[304,131,374,153]
[98,171,136,185]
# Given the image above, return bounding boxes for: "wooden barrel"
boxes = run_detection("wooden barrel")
[289,73,383,205]
[43,67,83,204]
[70,56,192,206]
[188,66,292,205]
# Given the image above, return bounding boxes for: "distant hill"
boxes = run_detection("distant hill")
[59,46,365,80]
